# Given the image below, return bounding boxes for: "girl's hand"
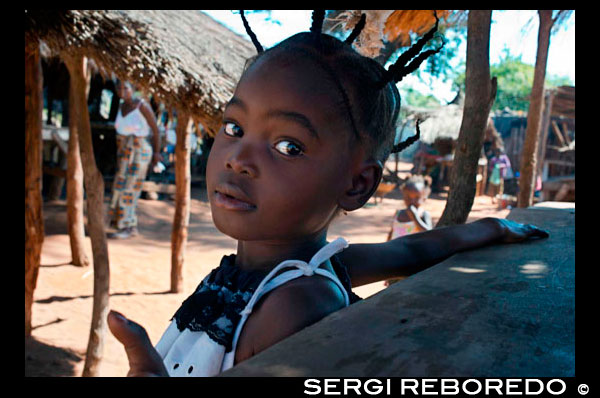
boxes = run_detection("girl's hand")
[107,310,169,377]
[408,205,419,217]
[493,218,549,244]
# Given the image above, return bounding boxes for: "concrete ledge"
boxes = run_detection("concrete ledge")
[221,206,575,377]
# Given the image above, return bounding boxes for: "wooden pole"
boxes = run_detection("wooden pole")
[537,90,554,179]
[551,120,567,148]
[25,43,45,337]
[63,53,110,377]
[517,10,553,208]
[66,66,90,268]
[170,110,191,293]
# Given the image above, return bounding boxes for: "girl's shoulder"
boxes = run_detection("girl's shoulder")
[238,276,345,358]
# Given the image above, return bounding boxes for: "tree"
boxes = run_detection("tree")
[517,10,570,208]
[437,10,497,227]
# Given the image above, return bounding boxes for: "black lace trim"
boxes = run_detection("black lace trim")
[171,255,267,352]
[172,252,362,352]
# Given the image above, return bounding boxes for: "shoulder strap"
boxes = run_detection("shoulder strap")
[221,237,350,371]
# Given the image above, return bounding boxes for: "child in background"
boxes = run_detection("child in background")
[385,175,433,287]
[488,145,512,204]
[107,11,548,377]
[387,175,433,239]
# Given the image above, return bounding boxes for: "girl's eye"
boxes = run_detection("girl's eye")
[274,140,304,157]
[223,122,243,137]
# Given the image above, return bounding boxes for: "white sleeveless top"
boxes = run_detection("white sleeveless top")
[114,101,150,137]
[154,237,351,376]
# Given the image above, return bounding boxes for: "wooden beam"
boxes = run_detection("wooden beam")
[561,121,571,145]
[537,91,554,176]
[141,181,176,194]
[551,120,566,148]
[43,165,67,178]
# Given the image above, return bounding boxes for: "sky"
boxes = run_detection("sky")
[202,10,575,104]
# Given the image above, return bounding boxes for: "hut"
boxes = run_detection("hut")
[25,9,255,375]
[402,102,497,195]
[494,85,575,201]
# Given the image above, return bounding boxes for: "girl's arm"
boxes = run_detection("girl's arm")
[339,217,548,287]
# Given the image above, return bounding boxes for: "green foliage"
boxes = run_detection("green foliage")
[490,50,535,112]
[452,48,573,112]
[400,87,442,108]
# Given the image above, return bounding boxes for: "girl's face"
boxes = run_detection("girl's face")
[206,53,360,242]
[402,185,427,208]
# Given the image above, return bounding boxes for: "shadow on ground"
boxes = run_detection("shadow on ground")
[25,337,83,377]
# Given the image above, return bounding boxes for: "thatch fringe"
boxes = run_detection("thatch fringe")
[25,10,255,136]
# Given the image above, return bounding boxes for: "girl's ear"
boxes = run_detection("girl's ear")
[338,160,383,211]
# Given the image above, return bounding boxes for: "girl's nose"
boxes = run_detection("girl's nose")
[225,144,258,178]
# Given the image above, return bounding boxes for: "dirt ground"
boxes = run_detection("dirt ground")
[25,161,510,377]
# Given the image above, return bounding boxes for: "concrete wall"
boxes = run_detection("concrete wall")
[221,204,575,377]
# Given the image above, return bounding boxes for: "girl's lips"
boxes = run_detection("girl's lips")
[213,190,257,211]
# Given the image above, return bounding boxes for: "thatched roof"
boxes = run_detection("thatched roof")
[384,10,454,46]
[404,104,464,144]
[324,10,462,57]
[25,10,256,136]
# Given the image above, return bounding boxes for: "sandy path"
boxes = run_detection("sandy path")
[26,162,510,376]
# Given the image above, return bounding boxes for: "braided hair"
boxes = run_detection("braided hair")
[237,10,443,162]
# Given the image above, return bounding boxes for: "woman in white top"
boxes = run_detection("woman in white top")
[107,81,162,239]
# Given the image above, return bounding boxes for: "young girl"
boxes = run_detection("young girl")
[387,175,433,240]
[107,11,548,377]
[385,175,433,286]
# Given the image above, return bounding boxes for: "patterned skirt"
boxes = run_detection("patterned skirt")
[108,135,152,229]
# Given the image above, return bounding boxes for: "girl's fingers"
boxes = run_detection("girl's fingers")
[527,224,549,239]
[107,311,168,376]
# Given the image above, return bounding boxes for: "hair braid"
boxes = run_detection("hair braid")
[310,10,326,37]
[391,120,421,154]
[240,10,264,53]
[377,11,442,89]
[391,46,444,84]
[344,13,366,45]
[236,10,448,161]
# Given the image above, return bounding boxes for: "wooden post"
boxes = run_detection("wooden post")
[170,110,191,293]
[551,120,567,148]
[517,10,553,208]
[63,53,110,377]
[537,90,554,179]
[66,74,91,268]
[25,43,45,337]
[562,121,571,145]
